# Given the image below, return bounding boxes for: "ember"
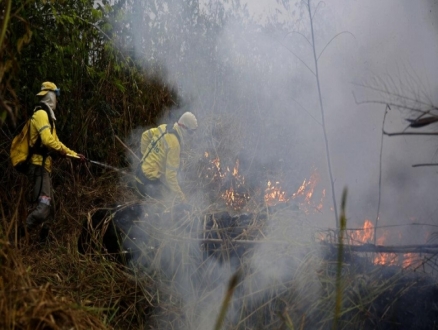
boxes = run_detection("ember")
[350,219,374,244]
[321,219,426,268]
[203,152,326,211]
[290,168,326,214]
[264,181,289,206]
[222,187,250,209]
[373,230,399,266]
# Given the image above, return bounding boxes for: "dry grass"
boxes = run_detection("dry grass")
[3,177,438,330]
[1,166,152,330]
[2,116,438,330]
[0,239,108,330]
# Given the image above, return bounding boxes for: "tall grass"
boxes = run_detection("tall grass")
[2,174,437,329]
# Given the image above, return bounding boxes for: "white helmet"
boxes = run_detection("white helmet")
[178,112,198,130]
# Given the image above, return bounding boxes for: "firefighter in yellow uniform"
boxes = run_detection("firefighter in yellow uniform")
[21,82,85,243]
[135,112,198,202]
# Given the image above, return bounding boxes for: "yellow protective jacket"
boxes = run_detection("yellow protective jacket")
[140,123,184,201]
[30,108,78,172]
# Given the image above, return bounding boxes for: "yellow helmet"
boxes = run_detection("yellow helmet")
[36,81,60,96]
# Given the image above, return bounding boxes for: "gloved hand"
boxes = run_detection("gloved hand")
[76,153,87,162]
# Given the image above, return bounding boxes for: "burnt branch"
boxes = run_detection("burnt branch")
[412,163,438,168]
[383,130,438,137]
[323,242,438,254]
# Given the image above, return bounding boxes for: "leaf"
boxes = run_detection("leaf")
[0,111,7,124]
[113,78,126,93]
[0,60,13,80]
[16,23,32,53]
[16,31,32,53]
[92,8,103,20]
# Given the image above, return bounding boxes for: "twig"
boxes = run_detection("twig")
[0,96,15,127]
[352,93,432,114]
[307,0,339,226]
[351,82,436,108]
[200,237,289,245]
[213,270,240,330]
[375,105,389,244]
[323,242,438,254]
[333,188,347,330]
[115,135,140,161]
[412,163,438,167]
[0,0,12,52]
[317,31,356,61]
[383,130,438,136]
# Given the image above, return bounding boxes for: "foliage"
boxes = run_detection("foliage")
[4,1,437,329]
[1,0,179,153]
[0,238,109,330]
[0,0,31,127]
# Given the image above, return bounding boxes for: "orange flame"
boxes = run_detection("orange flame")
[348,220,422,268]
[264,181,290,206]
[204,155,324,212]
[372,229,397,265]
[290,169,325,214]
[317,189,326,212]
[292,171,319,202]
[351,219,374,244]
[374,252,398,266]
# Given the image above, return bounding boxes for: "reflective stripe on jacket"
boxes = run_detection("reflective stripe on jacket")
[140,123,184,200]
[30,109,77,172]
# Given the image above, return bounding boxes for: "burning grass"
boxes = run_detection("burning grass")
[3,184,438,329]
[75,199,438,329]
[2,118,438,329]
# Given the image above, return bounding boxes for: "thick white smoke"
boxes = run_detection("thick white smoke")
[124,0,438,328]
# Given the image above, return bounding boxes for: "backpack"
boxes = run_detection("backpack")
[135,124,181,184]
[10,120,32,173]
[10,104,53,174]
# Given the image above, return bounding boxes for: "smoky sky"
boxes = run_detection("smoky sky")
[315,0,438,242]
[128,0,438,243]
[118,1,438,328]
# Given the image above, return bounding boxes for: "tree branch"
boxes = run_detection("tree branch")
[317,31,355,61]
[383,130,438,137]
[412,163,438,168]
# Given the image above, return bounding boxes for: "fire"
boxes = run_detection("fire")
[203,154,324,211]
[317,189,325,212]
[204,152,227,181]
[350,219,374,244]
[374,252,398,266]
[372,229,397,266]
[346,220,422,268]
[290,169,325,214]
[212,157,247,210]
[264,181,290,206]
[231,159,244,184]
[264,169,325,208]
[292,170,319,203]
[203,154,425,270]
[212,157,226,179]
[402,253,421,269]
[222,187,250,209]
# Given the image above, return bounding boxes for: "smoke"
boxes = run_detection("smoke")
[315,0,438,235]
[120,0,438,327]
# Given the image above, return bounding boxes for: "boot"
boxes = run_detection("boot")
[26,202,51,231]
[38,225,50,245]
